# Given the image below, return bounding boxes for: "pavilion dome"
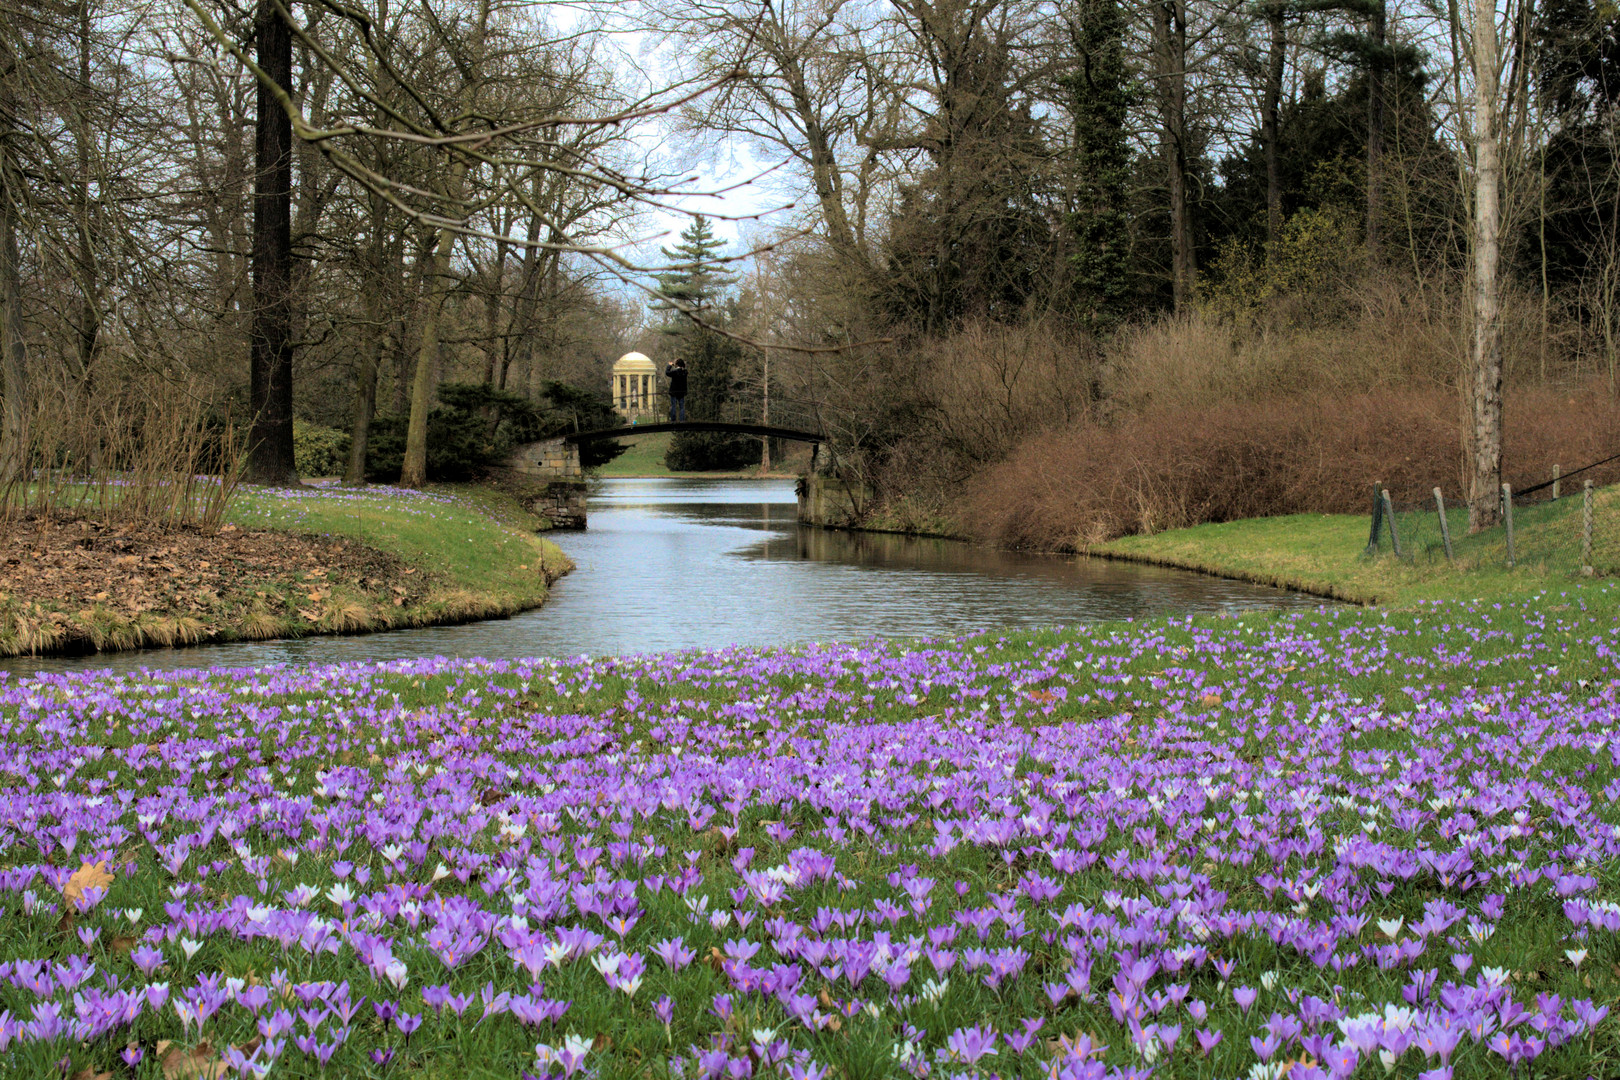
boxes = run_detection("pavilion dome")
[613,351,657,374]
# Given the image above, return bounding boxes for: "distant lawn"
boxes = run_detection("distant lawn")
[591,431,676,476]
[591,430,810,477]
[1092,484,1618,607]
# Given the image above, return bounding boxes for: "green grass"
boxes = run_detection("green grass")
[591,431,677,476]
[226,482,570,604]
[1091,485,1620,607]
[590,431,808,477]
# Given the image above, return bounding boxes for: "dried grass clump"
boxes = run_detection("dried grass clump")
[0,368,245,532]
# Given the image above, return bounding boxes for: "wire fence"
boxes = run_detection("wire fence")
[1363,459,1620,577]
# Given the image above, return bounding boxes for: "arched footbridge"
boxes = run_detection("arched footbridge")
[507,422,829,479]
[501,422,841,529]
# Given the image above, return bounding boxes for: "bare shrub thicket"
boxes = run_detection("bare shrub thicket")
[913,321,1097,466]
[0,371,245,531]
[933,264,1611,548]
[830,321,1099,522]
[967,384,1620,549]
[1101,274,1571,413]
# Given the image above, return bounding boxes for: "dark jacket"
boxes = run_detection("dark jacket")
[665,362,688,398]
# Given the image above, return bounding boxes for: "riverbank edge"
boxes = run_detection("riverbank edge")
[819,502,1580,609]
[0,485,573,660]
[1077,542,1378,605]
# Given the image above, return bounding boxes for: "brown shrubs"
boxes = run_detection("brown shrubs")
[966,384,1620,549]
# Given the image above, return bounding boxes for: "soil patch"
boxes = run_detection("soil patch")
[0,515,435,655]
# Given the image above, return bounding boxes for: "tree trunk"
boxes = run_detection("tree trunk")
[400,204,460,488]
[344,329,380,485]
[400,0,489,488]
[1155,0,1195,307]
[0,157,27,487]
[1466,0,1502,531]
[345,194,388,485]
[73,0,102,393]
[760,347,771,473]
[246,0,298,484]
[1263,3,1286,250]
[482,229,509,386]
[1366,0,1386,260]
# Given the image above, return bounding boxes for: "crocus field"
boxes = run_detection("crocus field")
[3,590,1620,1079]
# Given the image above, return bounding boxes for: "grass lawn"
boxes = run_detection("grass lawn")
[226,482,571,610]
[1091,484,1620,607]
[4,578,1620,1077]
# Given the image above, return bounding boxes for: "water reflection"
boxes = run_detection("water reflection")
[2,478,1324,675]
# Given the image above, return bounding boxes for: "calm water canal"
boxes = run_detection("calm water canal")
[4,478,1324,674]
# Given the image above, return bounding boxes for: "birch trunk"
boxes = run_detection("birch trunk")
[1466,0,1503,531]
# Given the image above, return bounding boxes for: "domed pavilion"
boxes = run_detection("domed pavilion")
[611,351,659,418]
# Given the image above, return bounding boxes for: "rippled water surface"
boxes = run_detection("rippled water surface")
[4,478,1326,674]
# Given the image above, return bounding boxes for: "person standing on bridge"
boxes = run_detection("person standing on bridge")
[665,357,688,422]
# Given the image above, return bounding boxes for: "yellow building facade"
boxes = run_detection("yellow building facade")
[611,352,659,418]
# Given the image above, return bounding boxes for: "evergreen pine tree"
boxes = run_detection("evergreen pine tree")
[1064,0,1134,328]
[651,216,736,322]
[651,218,759,470]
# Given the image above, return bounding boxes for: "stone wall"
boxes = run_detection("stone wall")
[525,481,588,530]
[504,437,581,478]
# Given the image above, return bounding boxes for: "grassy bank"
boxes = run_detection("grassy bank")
[0,483,570,657]
[1091,484,1620,607]
[4,587,1620,1077]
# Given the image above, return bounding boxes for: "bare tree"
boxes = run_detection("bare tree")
[246,0,298,483]
[1433,0,1536,529]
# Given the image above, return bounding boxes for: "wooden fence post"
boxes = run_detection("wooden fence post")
[1365,481,1384,556]
[1434,487,1453,562]
[1502,483,1515,568]
[1584,479,1594,576]
[1381,489,1402,559]
[1553,464,1561,501]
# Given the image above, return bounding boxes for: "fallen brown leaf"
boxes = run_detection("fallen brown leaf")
[157,1037,261,1080]
[62,861,114,908]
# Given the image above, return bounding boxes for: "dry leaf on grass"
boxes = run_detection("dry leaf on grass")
[70,1068,112,1080]
[62,861,114,908]
[1200,691,1223,707]
[156,1038,261,1080]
